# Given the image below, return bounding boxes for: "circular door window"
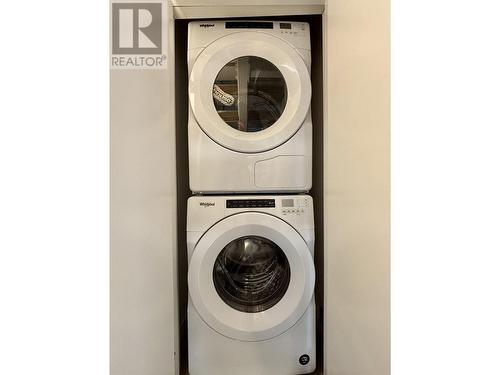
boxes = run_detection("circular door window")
[213,235,291,313]
[212,56,288,133]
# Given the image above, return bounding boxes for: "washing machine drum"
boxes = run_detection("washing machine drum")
[189,32,312,153]
[188,213,315,342]
[213,235,291,313]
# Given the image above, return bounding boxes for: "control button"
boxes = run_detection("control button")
[299,354,310,365]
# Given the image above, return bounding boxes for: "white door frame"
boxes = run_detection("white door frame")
[189,31,311,153]
[188,212,315,342]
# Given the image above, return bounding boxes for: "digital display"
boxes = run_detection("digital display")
[225,22,273,29]
[282,199,294,207]
[279,23,292,29]
[226,199,275,208]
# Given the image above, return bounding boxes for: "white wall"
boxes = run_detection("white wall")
[110,2,179,375]
[323,0,390,374]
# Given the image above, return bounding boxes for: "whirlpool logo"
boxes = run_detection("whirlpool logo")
[199,202,215,208]
[110,0,167,69]
[200,24,215,28]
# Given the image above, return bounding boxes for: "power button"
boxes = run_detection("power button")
[299,354,310,365]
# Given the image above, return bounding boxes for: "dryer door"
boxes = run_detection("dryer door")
[189,32,311,153]
[188,212,315,342]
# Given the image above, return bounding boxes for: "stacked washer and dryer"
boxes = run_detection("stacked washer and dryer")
[186,20,316,375]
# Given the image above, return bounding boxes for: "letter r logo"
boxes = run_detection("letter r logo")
[112,3,162,54]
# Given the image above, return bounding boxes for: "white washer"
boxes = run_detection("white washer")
[188,20,313,193]
[187,195,316,375]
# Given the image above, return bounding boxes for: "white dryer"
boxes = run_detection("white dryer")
[187,195,316,375]
[188,20,313,193]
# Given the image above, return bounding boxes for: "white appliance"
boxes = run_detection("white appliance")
[187,195,316,375]
[188,20,313,193]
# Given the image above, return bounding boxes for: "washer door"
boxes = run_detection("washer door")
[189,32,311,153]
[188,212,315,342]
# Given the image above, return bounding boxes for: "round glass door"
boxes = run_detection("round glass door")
[212,56,288,133]
[213,235,291,313]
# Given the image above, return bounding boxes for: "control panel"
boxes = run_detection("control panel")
[223,20,307,37]
[223,196,312,217]
[224,21,304,31]
[225,21,273,29]
[187,195,313,232]
[280,196,310,216]
[226,199,275,208]
[188,20,310,51]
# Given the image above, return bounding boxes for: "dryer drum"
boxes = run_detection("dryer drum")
[213,56,288,133]
[213,236,291,313]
